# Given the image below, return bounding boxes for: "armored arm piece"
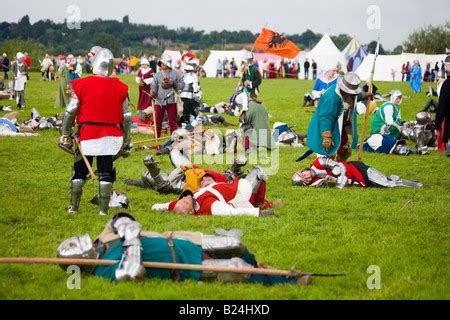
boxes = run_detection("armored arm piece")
[61,94,80,137]
[317,157,347,189]
[112,216,146,282]
[59,95,80,151]
[121,98,132,149]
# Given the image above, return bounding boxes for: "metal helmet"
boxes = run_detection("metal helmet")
[158,54,172,69]
[56,234,98,273]
[394,143,411,156]
[292,170,308,186]
[416,111,432,125]
[92,48,114,76]
[241,52,254,64]
[88,46,103,60]
[278,131,297,145]
[184,59,199,72]
[390,90,403,104]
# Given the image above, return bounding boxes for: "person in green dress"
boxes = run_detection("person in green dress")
[55,59,71,108]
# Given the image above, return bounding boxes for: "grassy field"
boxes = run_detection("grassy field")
[0,73,449,300]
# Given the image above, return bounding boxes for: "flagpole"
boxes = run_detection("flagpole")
[358,38,380,162]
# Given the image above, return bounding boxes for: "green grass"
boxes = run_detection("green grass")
[0,74,449,300]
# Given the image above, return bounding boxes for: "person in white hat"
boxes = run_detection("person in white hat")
[306,72,364,160]
[10,52,29,109]
[136,58,154,111]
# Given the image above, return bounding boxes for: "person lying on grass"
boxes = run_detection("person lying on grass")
[57,212,310,285]
[292,157,423,189]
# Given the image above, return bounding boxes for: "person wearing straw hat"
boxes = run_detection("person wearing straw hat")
[136,58,154,111]
[306,72,363,160]
[56,212,308,284]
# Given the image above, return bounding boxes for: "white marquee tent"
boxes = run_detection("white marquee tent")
[202,50,246,78]
[355,53,447,82]
[302,33,347,79]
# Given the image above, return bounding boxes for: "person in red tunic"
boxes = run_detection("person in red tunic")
[292,158,423,189]
[59,48,132,216]
[152,164,274,217]
[135,58,154,111]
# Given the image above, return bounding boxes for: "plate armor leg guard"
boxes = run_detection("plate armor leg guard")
[244,166,268,194]
[143,156,172,193]
[224,156,248,182]
[141,171,156,189]
[367,168,397,187]
[387,175,424,188]
[68,179,84,214]
[169,149,192,169]
[202,235,246,258]
[201,258,253,283]
[112,217,146,282]
[99,181,113,216]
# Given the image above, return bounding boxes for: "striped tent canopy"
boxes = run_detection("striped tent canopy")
[347,46,367,72]
[342,38,361,60]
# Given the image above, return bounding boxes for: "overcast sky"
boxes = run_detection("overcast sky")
[2,0,449,49]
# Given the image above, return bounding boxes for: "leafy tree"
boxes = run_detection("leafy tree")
[365,41,386,55]
[331,34,353,51]
[403,22,450,54]
[0,39,46,70]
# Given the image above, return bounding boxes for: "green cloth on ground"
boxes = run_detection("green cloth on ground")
[94,237,203,282]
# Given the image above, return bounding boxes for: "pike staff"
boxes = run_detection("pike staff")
[358,38,380,161]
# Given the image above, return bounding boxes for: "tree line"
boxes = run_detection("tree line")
[0,15,448,58]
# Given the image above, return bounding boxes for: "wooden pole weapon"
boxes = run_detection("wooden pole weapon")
[0,257,346,278]
[358,38,380,161]
[74,136,97,181]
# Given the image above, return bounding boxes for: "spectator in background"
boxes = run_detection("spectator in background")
[67,54,82,86]
[441,60,447,80]
[40,54,54,81]
[223,57,230,78]
[85,55,92,74]
[406,62,411,82]
[434,62,439,82]
[401,63,407,82]
[230,57,238,78]
[424,63,431,82]
[1,53,9,80]
[312,60,318,80]
[391,68,396,82]
[216,59,223,78]
[149,54,158,72]
[304,58,310,80]
[410,60,422,93]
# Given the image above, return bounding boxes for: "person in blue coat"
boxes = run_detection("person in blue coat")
[410,60,423,93]
[306,72,363,160]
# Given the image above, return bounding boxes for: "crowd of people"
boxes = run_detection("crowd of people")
[2,43,449,287]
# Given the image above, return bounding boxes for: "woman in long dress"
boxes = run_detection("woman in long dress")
[410,60,423,93]
[55,58,70,108]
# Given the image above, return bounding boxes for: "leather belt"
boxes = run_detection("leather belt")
[167,233,180,282]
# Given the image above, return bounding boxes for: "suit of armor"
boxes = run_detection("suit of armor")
[57,213,300,285]
[59,48,132,216]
